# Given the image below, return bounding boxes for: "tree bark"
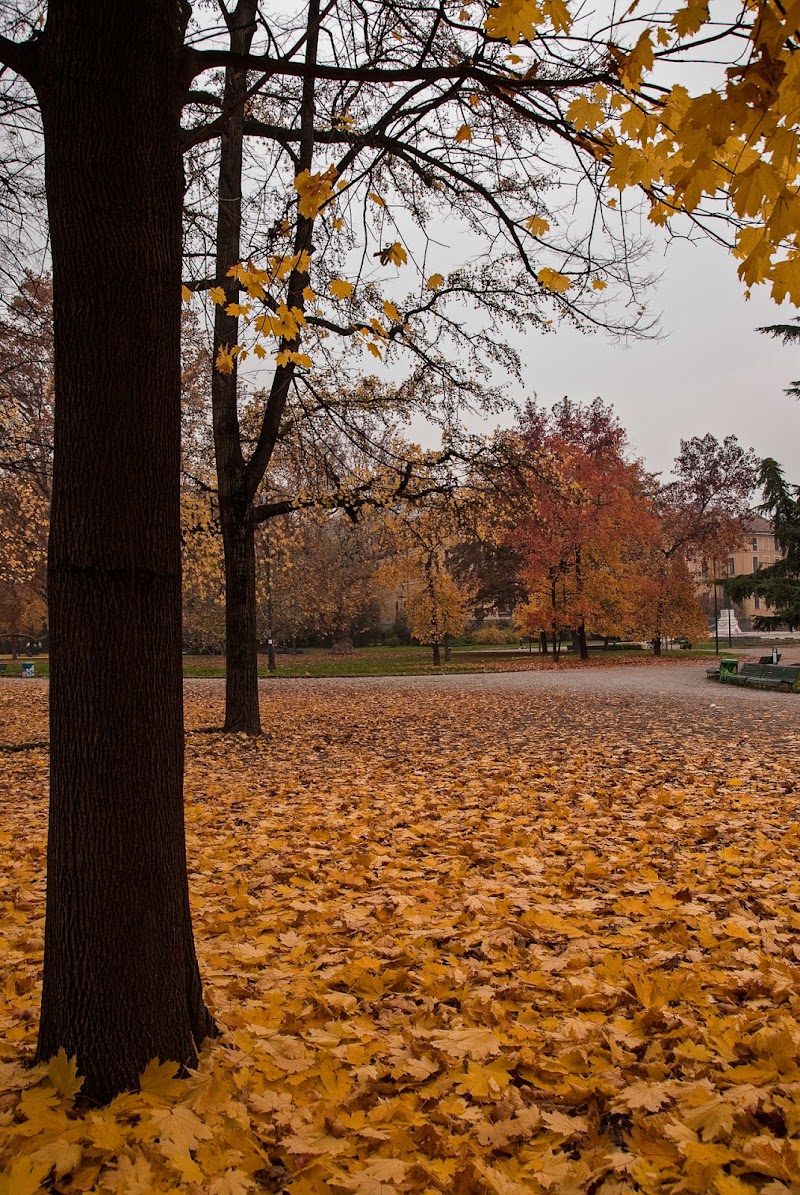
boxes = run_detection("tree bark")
[34,1,213,1103]
[221,504,261,730]
[432,642,441,666]
[575,622,589,660]
[211,0,260,734]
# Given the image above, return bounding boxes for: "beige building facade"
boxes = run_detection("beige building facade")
[691,514,782,630]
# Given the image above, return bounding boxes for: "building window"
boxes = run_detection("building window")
[752,538,758,549]
[753,556,758,571]
[755,592,761,610]
[728,558,735,576]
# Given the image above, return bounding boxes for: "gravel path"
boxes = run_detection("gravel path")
[249,659,800,714]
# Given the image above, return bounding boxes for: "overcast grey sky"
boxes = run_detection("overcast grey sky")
[510,234,799,483]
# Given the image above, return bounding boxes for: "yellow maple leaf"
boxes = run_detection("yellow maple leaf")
[384,242,407,267]
[368,191,385,206]
[138,1057,183,1100]
[537,267,572,292]
[620,29,654,88]
[566,95,604,131]
[543,0,571,32]
[591,277,608,290]
[383,300,401,322]
[730,160,781,220]
[2,1156,52,1195]
[525,215,550,236]
[426,272,445,289]
[215,345,235,374]
[367,343,382,359]
[455,124,473,143]
[294,165,338,219]
[275,349,312,368]
[429,1027,501,1059]
[209,286,226,305]
[46,1048,83,1100]
[181,285,192,302]
[282,1126,349,1155]
[339,1159,408,1193]
[225,302,251,318]
[150,1104,213,1152]
[330,278,354,300]
[29,1140,82,1181]
[672,0,709,38]
[485,0,544,44]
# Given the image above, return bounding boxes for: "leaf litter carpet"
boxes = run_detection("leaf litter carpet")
[1,680,800,1194]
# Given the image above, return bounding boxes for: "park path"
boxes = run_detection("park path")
[250,658,800,713]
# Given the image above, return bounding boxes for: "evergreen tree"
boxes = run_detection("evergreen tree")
[728,459,800,630]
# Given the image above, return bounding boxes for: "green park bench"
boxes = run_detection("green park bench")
[713,661,800,692]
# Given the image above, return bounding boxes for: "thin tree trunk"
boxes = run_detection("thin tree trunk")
[575,622,589,660]
[222,507,260,731]
[211,0,260,734]
[432,641,441,666]
[539,630,548,655]
[35,1,213,1103]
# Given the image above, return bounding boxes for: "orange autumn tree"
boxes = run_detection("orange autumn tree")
[513,399,656,658]
[636,434,758,653]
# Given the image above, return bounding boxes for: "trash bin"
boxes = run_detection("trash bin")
[21,662,34,678]
[719,658,737,679]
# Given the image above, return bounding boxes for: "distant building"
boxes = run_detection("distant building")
[690,514,783,630]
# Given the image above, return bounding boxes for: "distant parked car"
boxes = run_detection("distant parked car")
[675,636,693,650]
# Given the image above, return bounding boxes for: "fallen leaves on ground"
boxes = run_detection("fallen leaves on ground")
[0,682,799,1193]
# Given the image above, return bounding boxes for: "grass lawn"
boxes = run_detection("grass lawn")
[0,642,758,681]
[184,643,725,679]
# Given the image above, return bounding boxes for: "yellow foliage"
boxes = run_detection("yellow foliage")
[330,278,354,300]
[294,166,338,219]
[537,267,572,293]
[1,683,800,1191]
[485,0,544,44]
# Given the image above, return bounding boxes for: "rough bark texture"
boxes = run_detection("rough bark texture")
[221,510,260,730]
[211,0,260,735]
[432,642,441,666]
[34,0,213,1103]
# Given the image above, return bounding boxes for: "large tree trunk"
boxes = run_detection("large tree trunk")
[35,1,213,1104]
[575,622,589,660]
[212,0,260,735]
